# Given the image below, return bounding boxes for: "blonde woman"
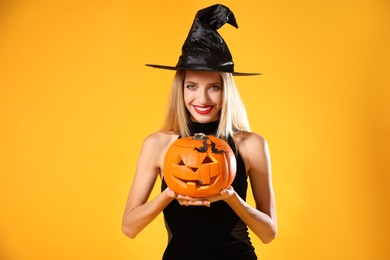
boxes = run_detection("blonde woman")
[122,4,277,260]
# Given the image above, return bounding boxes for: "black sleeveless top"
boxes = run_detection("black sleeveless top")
[161,121,257,260]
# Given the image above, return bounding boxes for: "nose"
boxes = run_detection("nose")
[198,88,210,104]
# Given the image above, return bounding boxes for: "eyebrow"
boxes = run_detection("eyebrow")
[184,81,222,86]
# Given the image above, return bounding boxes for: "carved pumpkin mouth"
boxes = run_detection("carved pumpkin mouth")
[172,175,219,188]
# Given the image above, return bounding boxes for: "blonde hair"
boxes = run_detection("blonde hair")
[160,69,251,138]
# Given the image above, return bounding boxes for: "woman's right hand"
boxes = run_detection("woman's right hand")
[166,188,211,207]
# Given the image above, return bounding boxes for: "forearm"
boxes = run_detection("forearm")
[224,192,277,243]
[122,188,174,238]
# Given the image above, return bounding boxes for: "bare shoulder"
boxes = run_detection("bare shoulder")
[234,131,267,149]
[140,131,179,173]
[233,132,269,173]
[143,131,179,148]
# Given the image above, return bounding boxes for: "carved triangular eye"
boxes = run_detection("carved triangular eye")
[178,160,185,166]
[202,156,213,164]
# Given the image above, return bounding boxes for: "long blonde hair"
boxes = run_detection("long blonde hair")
[160,69,251,138]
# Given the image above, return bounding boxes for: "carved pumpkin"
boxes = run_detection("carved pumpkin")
[163,133,236,197]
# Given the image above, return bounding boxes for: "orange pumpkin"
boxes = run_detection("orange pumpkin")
[163,133,236,197]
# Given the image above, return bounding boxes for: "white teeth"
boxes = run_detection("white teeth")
[196,107,212,111]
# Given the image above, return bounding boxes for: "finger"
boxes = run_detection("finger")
[166,190,176,198]
[177,195,200,201]
[188,201,210,207]
[178,199,210,207]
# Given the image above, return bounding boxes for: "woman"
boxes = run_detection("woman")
[122,4,277,259]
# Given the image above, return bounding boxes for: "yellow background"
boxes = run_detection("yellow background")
[1,0,389,259]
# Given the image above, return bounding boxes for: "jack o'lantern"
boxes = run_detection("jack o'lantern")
[163,133,236,197]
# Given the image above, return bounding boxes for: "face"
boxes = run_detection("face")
[183,70,223,123]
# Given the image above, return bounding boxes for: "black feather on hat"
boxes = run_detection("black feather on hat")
[146,4,261,76]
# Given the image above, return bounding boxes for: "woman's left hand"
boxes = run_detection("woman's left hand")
[206,186,235,203]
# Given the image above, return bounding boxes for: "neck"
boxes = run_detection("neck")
[188,120,220,136]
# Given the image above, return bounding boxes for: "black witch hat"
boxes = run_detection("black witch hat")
[146,4,260,76]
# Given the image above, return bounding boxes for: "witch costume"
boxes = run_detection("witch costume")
[147,4,261,259]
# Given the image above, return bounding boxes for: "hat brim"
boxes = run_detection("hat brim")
[145,64,261,76]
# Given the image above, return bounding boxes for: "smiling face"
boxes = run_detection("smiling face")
[183,70,223,123]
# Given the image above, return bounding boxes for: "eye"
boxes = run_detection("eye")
[210,85,222,91]
[185,84,197,90]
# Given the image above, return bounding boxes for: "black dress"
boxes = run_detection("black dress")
[161,121,257,260]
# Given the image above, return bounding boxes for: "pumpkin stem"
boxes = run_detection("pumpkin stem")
[192,133,207,140]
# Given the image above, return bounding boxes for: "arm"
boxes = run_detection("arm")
[225,133,277,243]
[193,133,276,243]
[172,133,277,242]
[121,133,175,239]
